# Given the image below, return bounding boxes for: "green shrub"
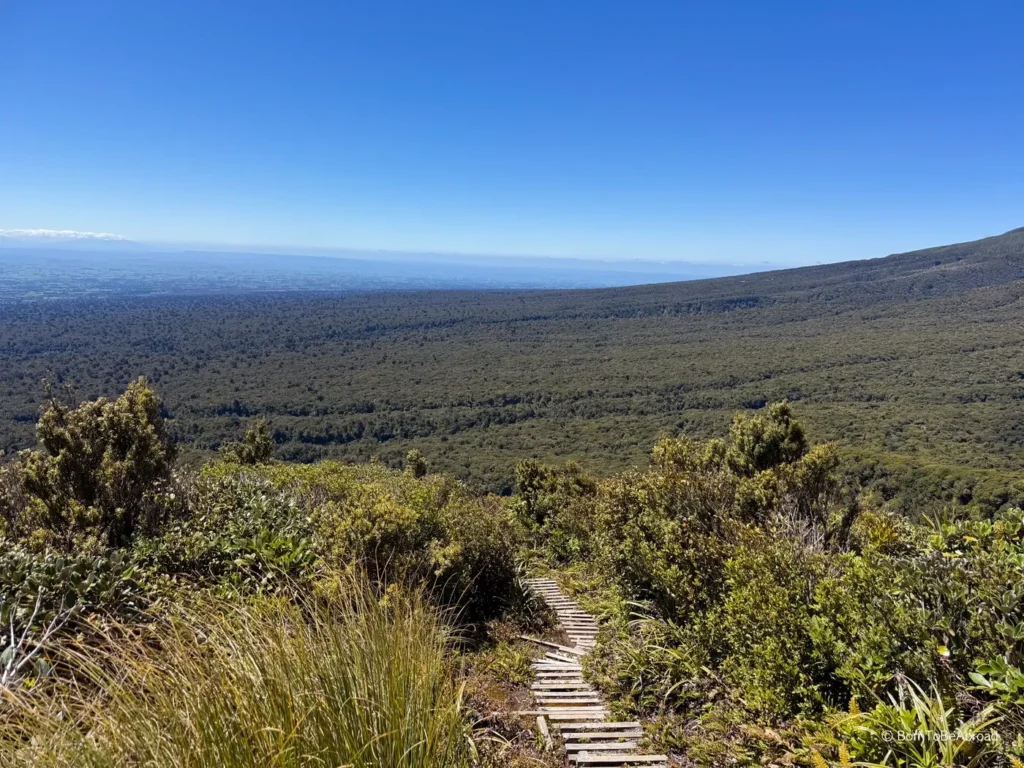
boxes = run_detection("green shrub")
[513,460,600,561]
[405,448,428,478]
[220,418,275,465]
[0,541,146,689]
[527,402,1024,761]
[10,378,175,551]
[717,527,824,717]
[597,463,735,621]
[809,551,934,697]
[131,473,317,594]
[212,460,521,621]
[826,679,1001,767]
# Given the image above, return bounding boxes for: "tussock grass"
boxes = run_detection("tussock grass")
[1,577,475,768]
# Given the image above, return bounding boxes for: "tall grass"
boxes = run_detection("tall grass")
[1,577,475,768]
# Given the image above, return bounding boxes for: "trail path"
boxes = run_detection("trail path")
[518,576,669,767]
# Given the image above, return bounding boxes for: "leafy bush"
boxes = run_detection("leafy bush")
[131,473,317,594]
[824,679,1001,767]
[209,460,522,621]
[809,551,934,698]
[7,378,175,551]
[0,541,146,689]
[716,527,824,717]
[220,418,275,465]
[527,403,1024,763]
[513,459,599,561]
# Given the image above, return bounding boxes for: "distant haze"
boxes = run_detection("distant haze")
[0,242,754,301]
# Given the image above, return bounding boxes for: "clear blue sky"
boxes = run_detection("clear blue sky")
[1,1,1022,264]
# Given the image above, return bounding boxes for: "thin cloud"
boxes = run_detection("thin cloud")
[0,228,130,241]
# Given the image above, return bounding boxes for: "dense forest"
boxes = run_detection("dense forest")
[2,229,1024,765]
[1,228,1023,506]
[1,381,1021,766]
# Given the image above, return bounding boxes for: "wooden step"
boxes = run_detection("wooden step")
[519,636,584,656]
[556,722,642,731]
[536,697,604,705]
[569,755,668,765]
[565,741,634,753]
[518,712,610,722]
[544,651,582,664]
[566,742,639,752]
[539,711,610,721]
[532,684,589,692]
[563,731,643,740]
[535,701,604,708]
[533,673,585,679]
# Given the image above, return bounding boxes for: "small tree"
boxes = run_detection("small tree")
[405,449,427,479]
[222,419,275,466]
[18,377,175,550]
[726,400,808,476]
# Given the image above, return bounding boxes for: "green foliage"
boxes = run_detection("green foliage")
[4,229,1024,501]
[405,448,427,478]
[826,679,1001,767]
[527,403,1024,764]
[717,528,824,717]
[0,542,145,624]
[481,638,535,687]
[223,460,522,621]
[725,401,808,476]
[514,460,599,560]
[131,474,317,594]
[809,552,934,696]
[10,378,175,550]
[0,541,146,689]
[597,461,734,621]
[2,576,476,768]
[220,418,275,465]
[970,658,1024,706]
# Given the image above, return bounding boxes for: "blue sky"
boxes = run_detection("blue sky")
[1,1,1022,265]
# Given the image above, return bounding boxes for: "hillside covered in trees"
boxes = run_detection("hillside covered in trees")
[1,381,1021,766]
[1,228,1023,507]
[2,227,1024,763]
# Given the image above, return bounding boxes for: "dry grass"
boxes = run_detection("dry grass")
[1,576,475,768]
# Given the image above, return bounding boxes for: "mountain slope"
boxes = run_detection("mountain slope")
[0,228,1023,497]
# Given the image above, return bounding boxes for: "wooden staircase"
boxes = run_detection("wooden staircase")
[520,577,669,767]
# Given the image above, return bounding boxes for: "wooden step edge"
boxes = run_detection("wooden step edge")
[519,635,586,655]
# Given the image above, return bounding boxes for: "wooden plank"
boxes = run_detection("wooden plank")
[537,716,553,752]
[518,635,585,656]
[565,742,639,752]
[514,710,609,720]
[544,652,583,664]
[532,687,594,692]
[535,701,604,707]
[569,757,668,765]
[556,722,642,730]
[563,731,643,740]
[533,664,583,671]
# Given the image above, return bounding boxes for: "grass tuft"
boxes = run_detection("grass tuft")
[2,575,475,768]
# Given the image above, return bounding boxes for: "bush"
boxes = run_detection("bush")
[220,419,275,465]
[823,679,1001,767]
[525,402,1024,763]
[210,460,522,622]
[0,541,146,690]
[10,378,175,551]
[717,527,824,717]
[131,473,317,594]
